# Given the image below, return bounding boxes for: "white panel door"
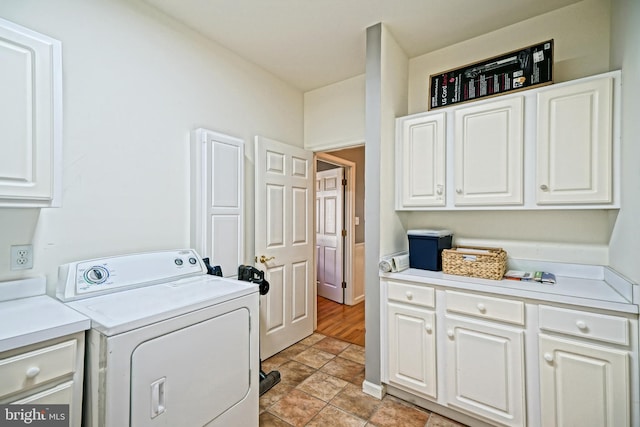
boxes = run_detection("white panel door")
[444,315,525,427]
[0,18,62,207]
[255,136,314,358]
[316,168,344,303]
[536,76,613,204]
[539,334,629,427]
[387,302,437,399]
[454,97,524,206]
[396,112,446,208]
[191,128,244,277]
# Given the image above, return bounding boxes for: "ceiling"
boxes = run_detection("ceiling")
[143,0,582,92]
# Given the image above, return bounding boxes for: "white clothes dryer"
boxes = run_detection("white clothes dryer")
[56,249,259,427]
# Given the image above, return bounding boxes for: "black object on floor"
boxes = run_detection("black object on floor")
[237,265,281,396]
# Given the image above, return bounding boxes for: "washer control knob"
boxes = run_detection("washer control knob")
[84,266,109,284]
[174,258,184,266]
[188,257,198,265]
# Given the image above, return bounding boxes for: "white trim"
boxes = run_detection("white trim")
[362,380,385,399]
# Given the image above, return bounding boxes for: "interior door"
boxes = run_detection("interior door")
[255,136,314,359]
[316,167,344,303]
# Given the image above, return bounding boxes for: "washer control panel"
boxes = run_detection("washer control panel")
[56,249,207,301]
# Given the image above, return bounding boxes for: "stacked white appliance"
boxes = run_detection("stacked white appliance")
[56,249,259,427]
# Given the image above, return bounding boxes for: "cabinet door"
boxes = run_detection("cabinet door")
[454,97,523,206]
[539,334,629,427]
[396,113,446,208]
[536,77,613,204]
[444,315,525,427]
[387,302,437,398]
[0,18,62,207]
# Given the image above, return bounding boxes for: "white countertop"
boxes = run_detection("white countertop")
[381,261,638,314]
[0,277,90,353]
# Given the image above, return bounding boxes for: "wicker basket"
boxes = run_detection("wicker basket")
[442,246,507,280]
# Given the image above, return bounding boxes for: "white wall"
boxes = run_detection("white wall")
[408,0,611,114]
[609,0,640,283]
[0,0,303,291]
[304,74,365,151]
[400,0,616,265]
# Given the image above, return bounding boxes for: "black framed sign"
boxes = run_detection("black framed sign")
[429,40,553,110]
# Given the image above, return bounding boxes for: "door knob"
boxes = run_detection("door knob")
[258,255,275,264]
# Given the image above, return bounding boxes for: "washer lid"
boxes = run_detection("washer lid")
[65,275,258,336]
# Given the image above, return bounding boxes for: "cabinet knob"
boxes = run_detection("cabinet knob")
[456,188,463,194]
[425,324,433,333]
[447,329,454,338]
[405,291,413,300]
[543,352,554,363]
[540,184,549,191]
[436,185,443,195]
[576,320,587,330]
[476,303,486,313]
[25,366,40,379]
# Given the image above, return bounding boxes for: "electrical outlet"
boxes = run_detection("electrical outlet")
[10,244,33,270]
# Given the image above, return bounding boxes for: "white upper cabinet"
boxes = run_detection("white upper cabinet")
[0,18,62,207]
[536,76,613,204]
[454,97,523,206]
[395,71,620,211]
[396,113,446,208]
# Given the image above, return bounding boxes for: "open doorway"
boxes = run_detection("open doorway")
[314,146,365,345]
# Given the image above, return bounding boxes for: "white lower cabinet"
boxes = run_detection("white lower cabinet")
[538,334,629,427]
[387,302,437,398]
[537,303,632,427]
[444,315,526,427]
[382,278,637,427]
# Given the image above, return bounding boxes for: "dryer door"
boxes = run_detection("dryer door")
[130,307,252,426]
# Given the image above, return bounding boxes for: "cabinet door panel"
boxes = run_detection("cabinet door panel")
[387,303,437,398]
[539,334,629,427]
[396,113,446,208]
[454,97,523,206]
[536,77,613,204]
[0,18,61,206]
[445,315,525,427]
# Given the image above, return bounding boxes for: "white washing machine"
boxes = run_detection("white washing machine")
[56,249,259,427]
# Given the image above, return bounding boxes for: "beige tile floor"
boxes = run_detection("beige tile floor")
[259,333,467,427]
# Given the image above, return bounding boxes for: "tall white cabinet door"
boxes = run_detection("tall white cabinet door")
[396,113,446,208]
[0,18,62,207]
[453,97,524,206]
[539,334,629,427]
[444,316,526,427]
[191,129,244,277]
[536,77,613,204]
[387,302,437,399]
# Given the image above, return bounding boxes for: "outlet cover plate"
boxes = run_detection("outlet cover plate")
[10,244,33,270]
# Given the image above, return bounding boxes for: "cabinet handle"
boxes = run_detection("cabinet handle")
[405,291,413,300]
[25,366,40,379]
[576,320,587,330]
[476,303,486,313]
[540,184,549,191]
[425,324,433,333]
[456,188,463,194]
[543,352,554,363]
[436,185,443,195]
[447,329,454,338]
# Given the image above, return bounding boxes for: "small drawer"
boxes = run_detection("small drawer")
[539,305,629,346]
[445,290,524,325]
[387,281,435,308]
[0,339,77,399]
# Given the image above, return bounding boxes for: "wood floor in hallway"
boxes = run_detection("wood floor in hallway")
[315,295,365,346]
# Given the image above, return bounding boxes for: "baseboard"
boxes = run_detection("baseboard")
[362,380,386,399]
